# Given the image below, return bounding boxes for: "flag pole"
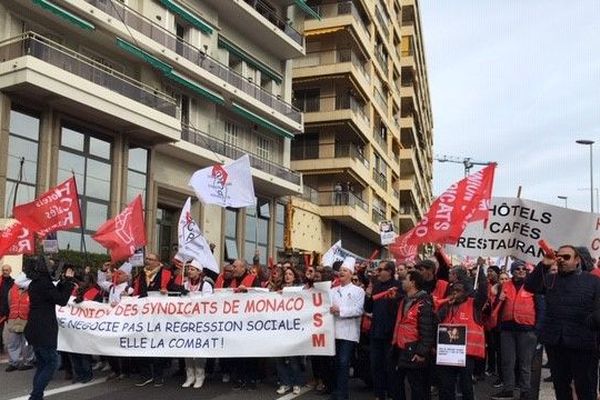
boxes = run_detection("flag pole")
[501,186,522,272]
[71,171,89,266]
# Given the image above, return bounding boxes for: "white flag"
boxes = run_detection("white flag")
[322,240,343,267]
[188,155,256,208]
[175,198,219,274]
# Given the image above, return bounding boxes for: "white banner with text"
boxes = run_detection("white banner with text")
[446,197,600,264]
[57,285,334,358]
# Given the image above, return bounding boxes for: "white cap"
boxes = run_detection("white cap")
[341,256,356,274]
[118,262,132,276]
[189,259,202,271]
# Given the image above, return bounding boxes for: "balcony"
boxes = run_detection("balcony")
[294,48,370,92]
[291,143,370,183]
[372,170,388,191]
[181,123,301,186]
[242,0,303,46]
[84,0,302,124]
[0,32,180,141]
[371,208,386,225]
[373,87,388,114]
[305,2,371,53]
[374,6,390,39]
[374,50,389,76]
[294,94,370,130]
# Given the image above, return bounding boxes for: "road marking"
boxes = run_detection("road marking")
[7,377,108,400]
[276,386,312,400]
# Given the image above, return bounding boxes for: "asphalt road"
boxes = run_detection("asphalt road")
[0,356,555,400]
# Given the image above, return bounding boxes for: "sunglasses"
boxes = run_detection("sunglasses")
[556,254,572,261]
[513,267,526,272]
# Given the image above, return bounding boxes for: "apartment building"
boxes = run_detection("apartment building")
[289,0,433,258]
[0,0,315,265]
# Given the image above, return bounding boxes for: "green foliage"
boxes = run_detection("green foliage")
[53,250,109,269]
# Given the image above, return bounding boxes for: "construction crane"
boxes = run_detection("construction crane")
[435,155,495,177]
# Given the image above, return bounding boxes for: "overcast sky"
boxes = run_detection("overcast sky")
[419,1,600,213]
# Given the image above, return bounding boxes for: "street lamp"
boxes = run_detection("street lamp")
[576,140,595,213]
[557,195,568,208]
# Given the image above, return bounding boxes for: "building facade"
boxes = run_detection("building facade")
[289,0,433,258]
[0,0,315,265]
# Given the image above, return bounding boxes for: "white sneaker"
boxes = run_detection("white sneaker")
[276,385,291,395]
[292,385,301,395]
[101,364,112,372]
[222,373,230,383]
[92,361,103,371]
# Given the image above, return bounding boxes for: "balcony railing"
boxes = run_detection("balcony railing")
[374,50,389,75]
[84,0,301,123]
[371,209,386,225]
[316,190,368,211]
[375,6,390,39]
[181,123,301,185]
[374,131,387,150]
[0,32,178,117]
[399,203,414,215]
[373,87,388,112]
[309,1,370,38]
[337,48,370,83]
[242,0,303,46]
[372,170,388,191]
[392,188,400,199]
[335,143,370,168]
[294,94,369,126]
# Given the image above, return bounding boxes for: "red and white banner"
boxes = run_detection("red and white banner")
[175,198,219,274]
[0,219,34,258]
[57,283,334,358]
[93,195,146,262]
[13,177,81,237]
[188,155,256,208]
[394,164,496,246]
[389,234,418,263]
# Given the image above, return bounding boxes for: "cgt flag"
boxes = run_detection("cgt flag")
[188,155,256,208]
[13,177,81,237]
[93,195,146,262]
[174,197,219,275]
[0,220,34,258]
[394,163,496,247]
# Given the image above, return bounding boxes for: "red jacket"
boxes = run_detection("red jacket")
[8,285,29,321]
[392,299,421,349]
[500,280,535,327]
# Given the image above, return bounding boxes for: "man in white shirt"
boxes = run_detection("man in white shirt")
[98,263,133,306]
[330,257,365,400]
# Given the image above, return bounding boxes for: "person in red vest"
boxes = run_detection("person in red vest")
[5,279,34,372]
[491,260,542,400]
[133,253,177,388]
[214,262,234,290]
[415,259,449,311]
[389,270,436,400]
[230,259,260,390]
[437,268,487,400]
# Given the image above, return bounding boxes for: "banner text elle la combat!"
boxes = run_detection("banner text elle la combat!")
[57,284,334,358]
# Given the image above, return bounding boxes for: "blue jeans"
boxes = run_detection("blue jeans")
[333,339,356,400]
[276,356,304,386]
[30,346,59,400]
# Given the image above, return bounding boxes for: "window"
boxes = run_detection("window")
[4,109,40,215]
[57,125,112,253]
[257,136,271,160]
[293,88,320,112]
[224,120,240,147]
[244,197,270,265]
[156,207,177,262]
[224,208,239,261]
[274,202,285,254]
[127,147,148,203]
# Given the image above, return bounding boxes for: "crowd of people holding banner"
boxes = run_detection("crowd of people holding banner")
[3,241,600,400]
[4,160,600,400]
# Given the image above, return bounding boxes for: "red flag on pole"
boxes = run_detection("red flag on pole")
[13,177,81,237]
[92,195,146,262]
[0,220,34,258]
[393,164,496,247]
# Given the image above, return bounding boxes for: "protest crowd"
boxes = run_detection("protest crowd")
[3,242,600,400]
[3,164,600,400]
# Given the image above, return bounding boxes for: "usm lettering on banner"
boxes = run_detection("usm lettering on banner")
[57,283,334,358]
[447,197,600,264]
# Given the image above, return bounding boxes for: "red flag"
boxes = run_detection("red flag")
[13,177,81,237]
[389,233,418,263]
[394,164,496,247]
[92,195,146,262]
[0,220,34,258]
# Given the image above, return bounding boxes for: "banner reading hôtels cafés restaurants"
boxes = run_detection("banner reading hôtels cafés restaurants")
[57,283,334,358]
[446,197,600,264]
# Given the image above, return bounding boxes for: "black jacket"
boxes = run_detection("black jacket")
[364,278,402,340]
[0,276,15,318]
[525,262,600,350]
[401,290,437,358]
[24,275,74,348]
